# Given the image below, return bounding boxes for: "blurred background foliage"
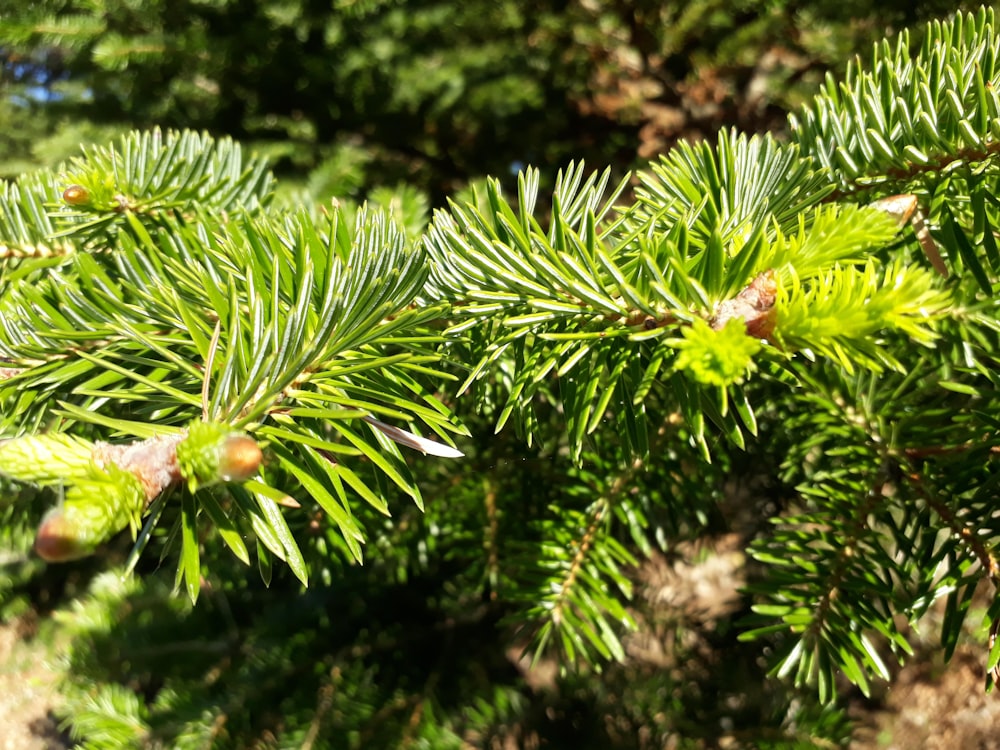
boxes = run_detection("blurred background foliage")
[0,1,992,748]
[0,0,979,198]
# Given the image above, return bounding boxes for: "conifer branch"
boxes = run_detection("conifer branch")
[550,500,607,629]
[515,456,645,665]
[799,472,892,659]
[902,457,1000,584]
[4,8,1000,730]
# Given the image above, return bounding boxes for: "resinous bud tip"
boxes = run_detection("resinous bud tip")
[34,508,93,562]
[218,435,262,482]
[62,185,90,206]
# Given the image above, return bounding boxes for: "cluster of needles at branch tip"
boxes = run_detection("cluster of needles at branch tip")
[0,428,264,562]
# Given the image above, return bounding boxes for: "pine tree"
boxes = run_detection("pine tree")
[1,6,1000,748]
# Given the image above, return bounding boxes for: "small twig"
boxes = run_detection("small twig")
[805,476,888,640]
[902,461,1000,584]
[825,141,1000,202]
[301,667,337,750]
[92,433,186,502]
[552,501,606,626]
[904,443,1000,459]
[550,458,644,626]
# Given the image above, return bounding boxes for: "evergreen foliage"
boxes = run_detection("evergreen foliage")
[0,5,999,748]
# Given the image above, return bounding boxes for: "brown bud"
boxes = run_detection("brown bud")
[218,435,262,482]
[34,508,93,562]
[711,270,778,340]
[869,194,918,226]
[62,185,90,206]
